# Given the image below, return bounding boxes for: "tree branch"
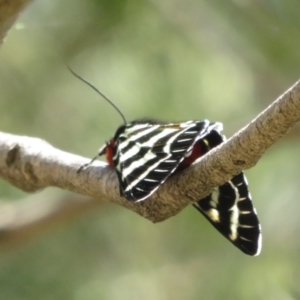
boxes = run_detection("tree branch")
[0,79,299,223]
[0,0,32,45]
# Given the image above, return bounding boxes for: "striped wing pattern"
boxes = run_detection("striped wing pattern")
[191,131,261,256]
[92,118,261,255]
[193,173,261,256]
[112,120,220,201]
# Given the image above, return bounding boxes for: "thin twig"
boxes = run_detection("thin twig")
[0,193,105,247]
[0,0,33,45]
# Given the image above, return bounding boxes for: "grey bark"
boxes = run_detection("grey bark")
[0,79,300,222]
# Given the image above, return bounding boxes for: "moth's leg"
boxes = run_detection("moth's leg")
[77,145,106,173]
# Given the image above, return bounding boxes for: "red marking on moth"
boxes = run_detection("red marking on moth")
[177,141,203,172]
[105,140,115,167]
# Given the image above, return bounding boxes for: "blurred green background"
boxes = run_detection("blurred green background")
[1,0,300,299]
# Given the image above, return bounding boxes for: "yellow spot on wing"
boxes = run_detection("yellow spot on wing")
[207,208,220,222]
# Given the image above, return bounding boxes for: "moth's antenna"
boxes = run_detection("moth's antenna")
[67,66,127,125]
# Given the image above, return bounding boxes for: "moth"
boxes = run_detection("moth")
[71,69,262,256]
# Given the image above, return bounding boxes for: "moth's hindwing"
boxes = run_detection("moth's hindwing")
[113,120,216,201]
[193,172,262,256]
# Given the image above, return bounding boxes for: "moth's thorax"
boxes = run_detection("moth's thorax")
[105,140,115,167]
